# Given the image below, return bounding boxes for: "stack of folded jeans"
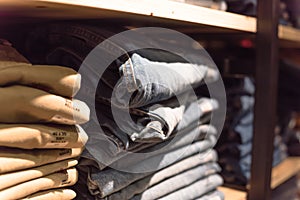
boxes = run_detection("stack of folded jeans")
[277,54,300,156]
[24,23,226,200]
[224,0,293,25]
[0,41,90,199]
[216,76,287,188]
[281,114,300,156]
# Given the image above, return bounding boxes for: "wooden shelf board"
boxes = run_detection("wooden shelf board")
[271,157,300,189]
[220,157,300,200]
[1,0,299,46]
[0,0,256,33]
[279,25,300,48]
[218,186,247,200]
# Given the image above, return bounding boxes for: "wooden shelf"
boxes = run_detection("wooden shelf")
[1,0,299,46]
[279,25,300,48]
[0,0,256,33]
[220,157,300,200]
[271,157,300,189]
[218,186,247,200]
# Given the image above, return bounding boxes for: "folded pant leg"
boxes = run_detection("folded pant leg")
[0,124,88,149]
[0,43,80,97]
[129,163,221,200]
[0,159,77,190]
[100,150,218,200]
[0,168,78,199]
[0,147,82,174]
[131,174,223,200]
[21,189,76,200]
[0,85,89,124]
[88,134,216,198]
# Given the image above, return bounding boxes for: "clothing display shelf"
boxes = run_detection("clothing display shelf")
[1,0,300,44]
[219,157,300,200]
[0,0,300,200]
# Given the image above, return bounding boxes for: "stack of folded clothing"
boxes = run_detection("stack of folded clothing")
[281,113,300,156]
[224,0,293,25]
[25,24,226,200]
[278,50,300,156]
[216,76,287,188]
[284,0,300,28]
[0,41,90,199]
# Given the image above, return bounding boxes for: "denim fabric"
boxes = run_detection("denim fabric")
[217,141,252,158]
[219,143,287,186]
[88,135,217,197]
[131,174,223,200]
[25,23,221,168]
[195,190,225,200]
[82,124,216,170]
[220,145,286,176]
[224,77,254,96]
[230,122,253,144]
[111,125,216,169]
[112,53,218,108]
[279,59,300,112]
[225,0,257,16]
[94,96,217,145]
[127,163,220,200]
[98,153,218,200]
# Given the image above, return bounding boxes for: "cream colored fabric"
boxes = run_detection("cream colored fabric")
[0,148,82,174]
[0,168,78,200]
[0,159,78,190]
[22,189,76,200]
[0,85,89,124]
[0,44,80,97]
[0,124,88,149]
[0,64,81,98]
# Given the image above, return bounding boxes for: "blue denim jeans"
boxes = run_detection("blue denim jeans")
[227,112,253,144]
[112,53,218,108]
[88,135,217,198]
[131,174,223,200]
[217,140,252,158]
[129,163,221,200]
[93,96,217,145]
[81,117,217,170]
[96,151,219,200]
[219,140,287,186]
[25,22,221,168]
[225,0,257,16]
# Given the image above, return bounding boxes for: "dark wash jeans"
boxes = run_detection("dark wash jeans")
[130,174,223,200]
[26,23,220,167]
[88,134,218,198]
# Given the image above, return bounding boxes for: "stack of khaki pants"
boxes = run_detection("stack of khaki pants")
[0,41,90,199]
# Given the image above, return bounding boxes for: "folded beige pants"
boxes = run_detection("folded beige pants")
[0,168,78,199]
[0,85,89,124]
[0,159,78,190]
[0,124,88,149]
[22,188,76,200]
[0,147,82,174]
[0,43,81,97]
